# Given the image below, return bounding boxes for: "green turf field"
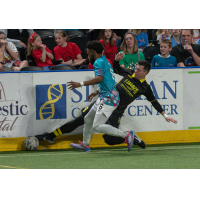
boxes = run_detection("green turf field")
[0,143,200,169]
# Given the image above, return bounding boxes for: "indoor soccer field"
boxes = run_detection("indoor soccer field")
[0,142,200,169]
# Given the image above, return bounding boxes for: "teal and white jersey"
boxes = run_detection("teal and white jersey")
[94,55,119,107]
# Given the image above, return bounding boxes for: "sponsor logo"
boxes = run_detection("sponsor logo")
[36,84,66,120]
[0,82,28,132]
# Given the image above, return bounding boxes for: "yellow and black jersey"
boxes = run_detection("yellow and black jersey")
[113,61,164,113]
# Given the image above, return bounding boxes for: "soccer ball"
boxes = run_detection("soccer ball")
[24,136,39,151]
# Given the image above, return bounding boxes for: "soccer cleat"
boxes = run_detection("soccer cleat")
[124,131,134,152]
[134,134,146,149]
[70,140,91,152]
[43,136,55,144]
[35,133,55,144]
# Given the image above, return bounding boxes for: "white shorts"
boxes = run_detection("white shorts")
[95,98,117,118]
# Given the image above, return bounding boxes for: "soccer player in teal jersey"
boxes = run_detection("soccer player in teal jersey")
[67,40,134,152]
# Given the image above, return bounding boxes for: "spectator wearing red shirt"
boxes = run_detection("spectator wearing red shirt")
[54,30,86,69]
[88,29,118,69]
[27,32,54,70]
[99,29,118,64]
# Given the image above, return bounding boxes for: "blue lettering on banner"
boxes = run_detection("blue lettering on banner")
[0,101,28,116]
[72,108,80,118]
[138,80,178,100]
[72,89,82,103]
[36,84,66,120]
[67,81,179,119]
[127,104,178,117]
[162,81,178,99]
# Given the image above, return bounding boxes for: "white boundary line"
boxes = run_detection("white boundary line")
[0,145,200,158]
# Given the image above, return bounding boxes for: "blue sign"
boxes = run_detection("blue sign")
[36,84,66,120]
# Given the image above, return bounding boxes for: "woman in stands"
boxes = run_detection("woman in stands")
[0,31,28,71]
[156,29,172,44]
[27,32,55,70]
[54,30,86,69]
[118,32,145,69]
[167,29,182,47]
[128,29,149,51]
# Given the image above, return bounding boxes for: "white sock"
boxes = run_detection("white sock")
[118,130,129,138]
[83,139,90,147]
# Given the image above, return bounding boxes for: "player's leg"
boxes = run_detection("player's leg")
[35,102,95,142]
[103,104,146,148]
[92,100,134,151]
[70,99,99,151]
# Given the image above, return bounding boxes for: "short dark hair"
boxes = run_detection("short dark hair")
[180,29,193,37]
[138,60,151,73]
[86,40,105,54]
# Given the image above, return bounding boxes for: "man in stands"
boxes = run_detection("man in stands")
[171,29,200,67]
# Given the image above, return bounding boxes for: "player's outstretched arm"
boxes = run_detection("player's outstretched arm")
[161,112,177,124]
[165,116,177,124]
[67,76,103,90]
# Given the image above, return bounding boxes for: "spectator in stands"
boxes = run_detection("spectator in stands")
[113,29,128,48]
[88,29,101,41]
[0,31,28,71]
[197,38,200,45]
[99,29,118,65]
[129,29,149,50]
[54,30,86,69]
[156,29,172,44]
[119,32,145,69]
[0,48,3,72]
[151,39,177,67]
[167,29,182,47]
[27,32,55,70]
[192,29,200,44]
[170,29,200,67]
[0,29,34,48]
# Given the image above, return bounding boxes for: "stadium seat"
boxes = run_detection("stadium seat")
[50,65,76,70]
[20,66,44,71]
[16,46,26,61]
[3,67,14,72]
[143,45,161,63]
[79,65,89,70]
[152,29,157,40]
[79,29,89,35]
[69,35,90,59]
[65,30,84,37]
[25,49,37,66]
[34,30,54,37]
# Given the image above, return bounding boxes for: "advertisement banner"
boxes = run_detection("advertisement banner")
[0,68,187,138]
[183,68,200,130]
[116,68,183,132]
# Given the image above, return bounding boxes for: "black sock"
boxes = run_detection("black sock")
[49,115,85,139]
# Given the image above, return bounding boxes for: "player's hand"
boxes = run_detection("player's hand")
[165,117,177,124]
[88,91,99,101]
[115,52,125,61]
[67,81,81,90]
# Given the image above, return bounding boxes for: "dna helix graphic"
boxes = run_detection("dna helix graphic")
[39,84,63,120]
